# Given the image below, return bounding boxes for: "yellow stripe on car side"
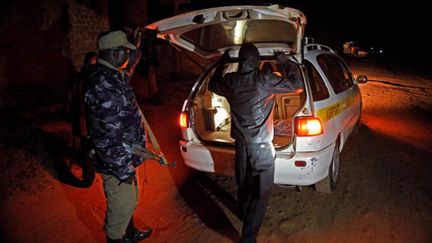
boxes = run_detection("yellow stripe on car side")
[316,94,358,123]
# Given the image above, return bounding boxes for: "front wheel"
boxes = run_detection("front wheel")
[352,114,362,135]
[315,139,340,193]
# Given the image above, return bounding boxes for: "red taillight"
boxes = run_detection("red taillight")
[295,117,323,136]
[179,112,188,128]
[295,161,306,167]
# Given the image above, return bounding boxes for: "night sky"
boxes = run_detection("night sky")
[157,0,430,66]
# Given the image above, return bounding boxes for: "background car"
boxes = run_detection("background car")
[146,4,368,193]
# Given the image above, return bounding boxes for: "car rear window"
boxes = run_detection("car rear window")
[304,60,329,101]
[317,54,353,94]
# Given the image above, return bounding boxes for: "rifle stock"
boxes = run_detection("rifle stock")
[140,112,176,167]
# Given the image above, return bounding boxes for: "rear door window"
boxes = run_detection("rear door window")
[304,60,329,101]
[317,54,353,94]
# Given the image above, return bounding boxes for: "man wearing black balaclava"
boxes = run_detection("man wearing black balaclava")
[209,43,304,242]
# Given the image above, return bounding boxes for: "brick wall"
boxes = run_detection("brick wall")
[67,1,109,70]
[0,0,108,108]
[0,0,198,109]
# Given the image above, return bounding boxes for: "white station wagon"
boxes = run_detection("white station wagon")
[146,5,367,193]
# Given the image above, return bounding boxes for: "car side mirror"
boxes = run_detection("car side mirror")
[356,75,368,84]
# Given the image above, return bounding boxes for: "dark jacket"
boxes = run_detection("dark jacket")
[84,50,144,181]
[208,50,303,144]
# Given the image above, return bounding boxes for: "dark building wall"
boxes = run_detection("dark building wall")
[0,0,206,109]
[0,0,109,108]
[67,1,109,70]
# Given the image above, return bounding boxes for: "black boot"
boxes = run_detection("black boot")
[106,235,132,243]
[126,217,153,242]
[106,238,121,243]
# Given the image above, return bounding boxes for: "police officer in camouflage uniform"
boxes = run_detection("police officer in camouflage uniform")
[84,30,152,243]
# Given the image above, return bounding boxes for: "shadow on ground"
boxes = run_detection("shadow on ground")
[179,171,242,242]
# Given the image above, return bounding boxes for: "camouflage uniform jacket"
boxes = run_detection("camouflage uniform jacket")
[84,50,145,181]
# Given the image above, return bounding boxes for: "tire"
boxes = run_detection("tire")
[353,105,362,135]
[315,139,340,193]
[352,114,362,135]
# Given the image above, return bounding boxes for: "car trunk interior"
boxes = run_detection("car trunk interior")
[191,60,303,149]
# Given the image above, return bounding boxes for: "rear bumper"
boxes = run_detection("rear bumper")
[179,140,335,186]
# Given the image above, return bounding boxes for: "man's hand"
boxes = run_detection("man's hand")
[120,175,137,185]
[274,51,287,64]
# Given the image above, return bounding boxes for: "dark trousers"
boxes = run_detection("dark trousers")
[235,142,275,243]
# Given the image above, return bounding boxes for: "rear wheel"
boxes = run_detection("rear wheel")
[315,139,340,193]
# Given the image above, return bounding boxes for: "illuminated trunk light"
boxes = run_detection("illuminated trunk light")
[295,117,323,136]
[233,20,247,45]
[295,161,306,167]
[180,112,188,128]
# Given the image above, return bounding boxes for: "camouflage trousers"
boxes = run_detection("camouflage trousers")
[102,173,139,240]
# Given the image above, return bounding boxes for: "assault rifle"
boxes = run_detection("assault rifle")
[123,112,176,167]
[123,141,176,167]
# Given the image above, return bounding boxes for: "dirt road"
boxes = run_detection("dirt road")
[1,58,431,242]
